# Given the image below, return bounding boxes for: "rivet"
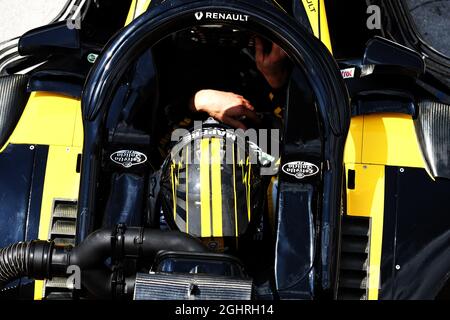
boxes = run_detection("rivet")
[395,265,401,270]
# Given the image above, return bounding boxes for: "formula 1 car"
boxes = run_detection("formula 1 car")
[0,0,449,300]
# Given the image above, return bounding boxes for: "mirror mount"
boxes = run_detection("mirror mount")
[18,21,80,57]
[363,36,425,78]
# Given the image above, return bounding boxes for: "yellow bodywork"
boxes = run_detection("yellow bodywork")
[344,113,427,299]
[0,92,82,150]
[0,92,83,300]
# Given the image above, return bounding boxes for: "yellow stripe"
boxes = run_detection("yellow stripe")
[247,160,252,221]
[267,176,277,234]
[367,167,385,300]
[171,163,176,220]
[125,0,152,26]
[34,280,44,300]
[345,164,385,300]
[211,138,223,237]
[272,0,288,13]
[185,145,189,234]
[125,0,137,26]
[200,139,211,237]
[232,144,239,236]
[301,0,333,53]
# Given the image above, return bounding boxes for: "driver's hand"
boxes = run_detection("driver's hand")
[255,37,289,89]
[191,89,259,130]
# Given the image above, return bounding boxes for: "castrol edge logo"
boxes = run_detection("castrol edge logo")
[282,161,319,179]
[110,150,147,168]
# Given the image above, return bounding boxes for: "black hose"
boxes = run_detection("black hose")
[69,227,208,299]
[0,227,207,295]
[0,240,53,286]
[67,227,208,269]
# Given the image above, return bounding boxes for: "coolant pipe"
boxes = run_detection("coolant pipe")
[0,227,207,294]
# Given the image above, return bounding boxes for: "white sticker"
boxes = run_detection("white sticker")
[194,11,249,22]
[195,12,204,20]
[110,150,147,168]
[282,161,319,179]
[341,67,356,79]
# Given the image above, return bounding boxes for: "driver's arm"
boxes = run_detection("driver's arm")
[189,39,290,129]
[189,89,259,130]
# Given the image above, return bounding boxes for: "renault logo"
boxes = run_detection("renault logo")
[194,11,249,22]
[195,12,204,20]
